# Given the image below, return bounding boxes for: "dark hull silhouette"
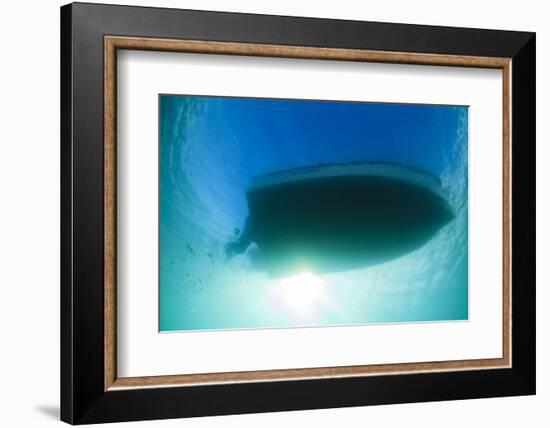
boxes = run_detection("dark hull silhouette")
[227,162,454,277]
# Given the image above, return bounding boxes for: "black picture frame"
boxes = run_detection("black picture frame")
[61,2,535,424]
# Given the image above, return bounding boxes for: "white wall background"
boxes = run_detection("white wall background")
[0,0,545,426]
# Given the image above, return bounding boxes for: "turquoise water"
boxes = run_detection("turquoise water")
[159,95,468,331]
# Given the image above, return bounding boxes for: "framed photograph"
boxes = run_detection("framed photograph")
[60,2,535,424]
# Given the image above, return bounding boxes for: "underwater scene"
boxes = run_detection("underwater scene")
[159,95,468,331]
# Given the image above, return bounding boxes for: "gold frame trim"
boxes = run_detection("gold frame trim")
[104,36,512,391]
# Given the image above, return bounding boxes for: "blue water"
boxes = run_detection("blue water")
[159,95,468,331]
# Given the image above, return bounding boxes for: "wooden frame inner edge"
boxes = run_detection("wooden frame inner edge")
[104,36,512,391]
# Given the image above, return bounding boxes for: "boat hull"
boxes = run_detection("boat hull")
[227,162,455,277]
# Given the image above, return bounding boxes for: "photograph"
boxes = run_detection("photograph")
[159,95,469,331]
[53,2,536,424]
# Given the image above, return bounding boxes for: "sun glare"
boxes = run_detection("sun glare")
[273,272,330,318]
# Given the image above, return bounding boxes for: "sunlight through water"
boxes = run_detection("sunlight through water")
[269,272,332,320]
